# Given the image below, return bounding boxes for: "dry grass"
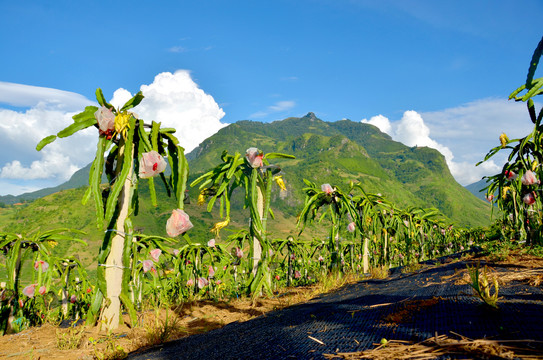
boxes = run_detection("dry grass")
[324,333,543,360]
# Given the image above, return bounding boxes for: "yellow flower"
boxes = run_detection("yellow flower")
[533,160,539,171]
[114,112,131,138]
[211,218,230,235]
[499,133,509,148]
[273,175,287,191]
[197,191,207,205]
[47,240,58,248]
[502,186,511,199]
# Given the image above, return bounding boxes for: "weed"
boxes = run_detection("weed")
[145,308,184,346]
[93,334,127,360]
[370,265,389,279]
[56,326,85,350]
[401,262,422,274]
[466,263,499,309]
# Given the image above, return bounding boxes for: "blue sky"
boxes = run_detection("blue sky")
[0,0,542,195]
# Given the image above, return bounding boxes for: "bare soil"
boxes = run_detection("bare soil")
[0,284,336,360]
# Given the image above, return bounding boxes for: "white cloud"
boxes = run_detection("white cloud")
[0,70,226,195]
[250,100,296,118]
[394,110,454,161]
[0,81,91,110]
[361,114,391,135]
[0,106,96,183]
[360,101,528,185]
[121,70,227,153]
[168,46,187,53]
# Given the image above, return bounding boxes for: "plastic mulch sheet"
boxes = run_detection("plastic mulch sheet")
[127,260,543,360]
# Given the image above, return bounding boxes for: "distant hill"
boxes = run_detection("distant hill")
[0,112,493,228]
[188,112,491,227]
[0,163,104,205]
[465,178,489,201]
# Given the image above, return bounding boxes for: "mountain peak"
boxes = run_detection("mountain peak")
[303,112,318,121]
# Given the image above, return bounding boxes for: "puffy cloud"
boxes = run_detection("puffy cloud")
[394,110,454,162]
[420,98,532,163]
[0,70,226,195]
[360,102,523,185]
[250,100,296,118]
[361,114,391,135]
[115,70,226,153]
[0,106,95,183]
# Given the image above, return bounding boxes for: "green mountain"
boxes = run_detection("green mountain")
[466,178,490,201]
[188,112,491,227]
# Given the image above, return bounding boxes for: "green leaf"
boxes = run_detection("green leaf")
[95,88,114,109]
[137,120,153,152]
[36,135,57,151]
[148,177,157,207]
[509,83,526,100]
[158,128,176,134]
[57,118,96,138]
[89,136,107,227]
[120,91,144,112]
[151,121,160,151]
[226,153,241,179]
[521,78,543,101]
[72,106,99,122]
[526,36,543,87]
[263,152,295,160]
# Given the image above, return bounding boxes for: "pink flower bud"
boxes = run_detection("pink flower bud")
[173,249,180,257]
[347,222,356,233]
[166,209,194,237]
[523,192,536,205]
[505,170,517,180]
[321,184,333,194]
[294,270,301,279]
[197,277,209,289]
[207,239,216,248]
[139,151,167,178]
[22,284,36,298]
[186,279,194,286]
[150,249,162,262]
[208,265,215,277]
[245,147,263,168]
[318,255,324,262]
[235,247,244,258]
[142,260,154,273]
[521,170,538,186]
[34,260,49,272]
[94,106,115,134]
[39,286,47,296]
[70,295,77,304]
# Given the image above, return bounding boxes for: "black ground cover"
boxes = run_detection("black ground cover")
[127,259,543,360]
